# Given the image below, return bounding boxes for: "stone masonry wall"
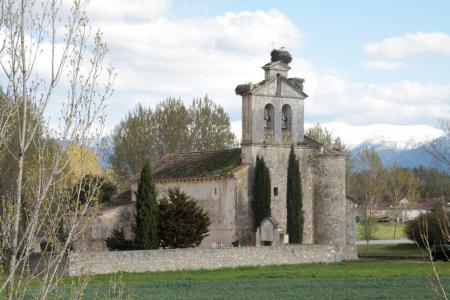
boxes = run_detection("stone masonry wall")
[156,178,237,247]
[69,204,135,253]
[241,144,314,244]
[247,83,305,145]
[346,199,356,245]
[234,166,253,245]
[313,155,347,247]
[68,244,356,276]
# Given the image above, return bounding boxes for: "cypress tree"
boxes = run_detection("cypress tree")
[252,155,271,230]
[134,162,159,249]
[287,144,304,243]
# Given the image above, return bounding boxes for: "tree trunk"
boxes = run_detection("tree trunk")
[7,0,27,297]
[393,205,399,240]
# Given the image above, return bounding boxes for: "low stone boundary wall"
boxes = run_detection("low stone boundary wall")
[68,244,357,276]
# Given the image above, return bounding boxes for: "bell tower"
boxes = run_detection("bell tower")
[236,50,307,146]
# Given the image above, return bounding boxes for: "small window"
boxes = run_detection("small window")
[273,187,279,196]
[214,187,218,196]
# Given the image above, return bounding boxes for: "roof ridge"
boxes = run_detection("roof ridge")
[162,148,240,155]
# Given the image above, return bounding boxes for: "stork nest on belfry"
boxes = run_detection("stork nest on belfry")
[270,49,292,64]
[235,83,251,95]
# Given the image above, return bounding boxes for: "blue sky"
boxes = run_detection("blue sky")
[39,0,450,145]
[170,0,450,84]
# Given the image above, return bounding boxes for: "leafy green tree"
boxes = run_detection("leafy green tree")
[286,145,304,243]
[110,104,156,183]
[100,180,118,203]
[134,162,159,250]
[65,143,103,186]
[71,174,118,206]
[189,95,236,151]
[0,97,45,198]
[158,189,211,248]
[110,96,236,185]
[411,166,450,199]
[305,123,345,150]
[153,98,191,157]
[252,155,271,230]
[405,209,450,248]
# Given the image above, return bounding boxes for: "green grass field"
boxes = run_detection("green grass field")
[32,260,449,299]
[356,223,408,240]
[357,243,425,257]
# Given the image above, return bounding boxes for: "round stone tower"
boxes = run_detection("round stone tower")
[313,154,347,248]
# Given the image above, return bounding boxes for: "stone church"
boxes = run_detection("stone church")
[71,50,355,252]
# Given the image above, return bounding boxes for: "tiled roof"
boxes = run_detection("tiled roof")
[152,148,242,180]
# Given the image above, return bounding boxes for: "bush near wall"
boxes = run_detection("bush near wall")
[106,228,134,251]
[159,189,211,249]
[405,210,450,248]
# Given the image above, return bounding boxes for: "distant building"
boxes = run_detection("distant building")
[355,197,449,223]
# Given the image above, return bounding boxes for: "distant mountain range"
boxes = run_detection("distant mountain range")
[350,137,450,172]
[97,139,450,172]
[95,123,450,172]
[310,122,449,172]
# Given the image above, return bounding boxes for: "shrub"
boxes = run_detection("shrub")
[100,180,118,203]
[106,228,134,251]
[39,240,55,253]
[71,174,118,205]
[405,210,450,248]
[159,189,211,249]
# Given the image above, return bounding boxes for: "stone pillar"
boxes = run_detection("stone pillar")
[313,155,347,247]
[345,199,356,245]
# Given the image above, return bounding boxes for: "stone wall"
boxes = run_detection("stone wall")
[156,177,238,247]
[234,166,253,245]
[341,245,358,260]
[70,176,241,252]
[69,203,135,253]
[241,144,315,244]
[68,244,355,276]
[313,154,347,247]
[244,84,305,145]
[346,199,356,245]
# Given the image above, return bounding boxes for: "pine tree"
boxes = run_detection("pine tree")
[159,189,211,249]
[134,162,159,249]
[287,144,304,243]
[252,155,271,230]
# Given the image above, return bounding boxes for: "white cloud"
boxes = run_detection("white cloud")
[32,1,450,140]
[305,122,444,148]
[364,32,450,60]
[360,59,406,70]
[88,7,304,124]
[83,0,170,23]
[305,75,450,125]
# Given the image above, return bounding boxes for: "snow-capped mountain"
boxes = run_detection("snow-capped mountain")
[351,138,449,170]
[306,122,449,171]
[314,122,445,150]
